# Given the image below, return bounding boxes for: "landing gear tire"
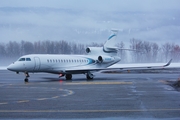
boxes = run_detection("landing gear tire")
[86,72,93,80]
[66,74,72,80]
[24,78,28,82]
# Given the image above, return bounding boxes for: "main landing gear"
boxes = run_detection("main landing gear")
[24,72,30,82]
[66,74,72,80]
[64,72,94,80]
[86,72,94,80]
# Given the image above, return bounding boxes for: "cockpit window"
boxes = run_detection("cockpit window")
[18,58,31,61]
[26,58,31,61]
[19,58,25,61]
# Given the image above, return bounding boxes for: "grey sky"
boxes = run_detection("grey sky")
[0,0,180,45]
[1,0,180,11]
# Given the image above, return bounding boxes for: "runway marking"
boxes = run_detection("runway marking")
[37,98,48,101]
[0,108,180,113]
[0,86,74,105]
[159,80,169,84]
[65,81,132,85]
[68,90,74,95]
[0,102,8,105]
[51,96,59,99]
[17,100,29,103]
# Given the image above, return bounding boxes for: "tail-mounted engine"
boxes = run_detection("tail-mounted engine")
[86,47,103,55]
[97,56,114,63]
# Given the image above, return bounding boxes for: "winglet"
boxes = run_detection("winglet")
[163,59,172,67]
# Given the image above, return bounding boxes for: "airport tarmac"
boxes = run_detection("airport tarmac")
[0,70,180,120]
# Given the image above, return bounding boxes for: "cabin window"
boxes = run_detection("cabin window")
[47,59,49,62]
[50,60,52,62]
[19,58,25,61]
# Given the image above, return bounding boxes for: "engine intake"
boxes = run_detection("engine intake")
[97,56,114,63]
[98,56,103,62]
[86,48,91,53]
[85,47,103,55]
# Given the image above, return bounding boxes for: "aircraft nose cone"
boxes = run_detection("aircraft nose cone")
[7,63,15,71]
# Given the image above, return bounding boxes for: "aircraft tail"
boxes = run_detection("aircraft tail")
[86,30,119,56]
[103,30,118,55]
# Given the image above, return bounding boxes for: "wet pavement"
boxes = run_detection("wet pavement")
[0,70,180,119]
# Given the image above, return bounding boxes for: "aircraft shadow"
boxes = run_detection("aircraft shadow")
[36,76,120,83]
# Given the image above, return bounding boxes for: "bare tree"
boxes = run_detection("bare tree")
[1,39,180,63]
[143,41,152,62]
[171,44,180,62]
[116,42,126,63]
[161,43,173,62]
[6,41,21,57]
[152,43,159,62]
[0,43,6,58]
[130,38,144,63]
[23,41,34,55]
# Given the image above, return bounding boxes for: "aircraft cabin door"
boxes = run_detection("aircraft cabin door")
[34,57,41,71]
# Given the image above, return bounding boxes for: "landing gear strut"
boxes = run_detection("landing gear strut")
[24,72,30,82]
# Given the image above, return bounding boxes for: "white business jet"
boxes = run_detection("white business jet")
[7,30,172,82]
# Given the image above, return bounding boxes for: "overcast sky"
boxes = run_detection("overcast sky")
[1,0,180,11]
[0,0,180,45]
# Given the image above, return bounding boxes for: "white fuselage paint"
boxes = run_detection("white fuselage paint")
[7,54,121,74]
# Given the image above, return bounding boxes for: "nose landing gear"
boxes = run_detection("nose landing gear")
[24,72,30,82]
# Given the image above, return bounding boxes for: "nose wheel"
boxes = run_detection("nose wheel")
[24,72,30,82]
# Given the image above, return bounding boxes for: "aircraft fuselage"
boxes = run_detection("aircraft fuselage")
[7,54,121,74]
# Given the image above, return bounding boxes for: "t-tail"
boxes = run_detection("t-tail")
[103,30,119,56]
[86,30,119,56]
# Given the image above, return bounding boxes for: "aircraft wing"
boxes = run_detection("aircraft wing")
[65,59,172,73]
[107,59,172,71]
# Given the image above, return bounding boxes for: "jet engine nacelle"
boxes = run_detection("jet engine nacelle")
[97,56,114,63]
[86,47,103,55]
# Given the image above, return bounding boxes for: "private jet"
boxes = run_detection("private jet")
[7,30,172,82]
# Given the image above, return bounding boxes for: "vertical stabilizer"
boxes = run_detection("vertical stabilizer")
[103,30,118,54]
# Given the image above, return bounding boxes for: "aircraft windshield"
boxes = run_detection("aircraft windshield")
[18,58,31,61]
[19,58,25,61]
